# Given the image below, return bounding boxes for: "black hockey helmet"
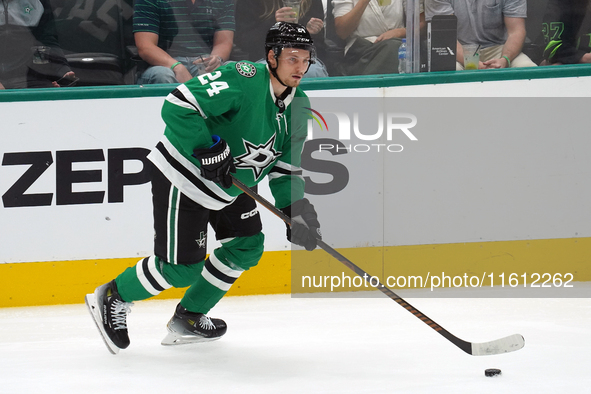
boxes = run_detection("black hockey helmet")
[265,22,316,64]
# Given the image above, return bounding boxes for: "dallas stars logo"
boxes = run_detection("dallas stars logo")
[235,62,257,78]
[234,135,281,180]
[196,231,207,249]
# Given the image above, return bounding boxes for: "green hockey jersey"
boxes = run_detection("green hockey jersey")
[147,61,309,211]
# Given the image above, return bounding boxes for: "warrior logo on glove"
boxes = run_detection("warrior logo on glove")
[201,145,230,165]
[193,136,236,189]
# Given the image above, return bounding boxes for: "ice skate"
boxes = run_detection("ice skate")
[161,304,227,346]
[85,280,133,354]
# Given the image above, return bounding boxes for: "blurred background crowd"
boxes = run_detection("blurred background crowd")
[0,0,589,89]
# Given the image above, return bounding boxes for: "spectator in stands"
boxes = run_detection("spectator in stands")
[0,0,76,89]
[542,0,591,65]
[426,0,537,70]
[234,0,329,77]
[133,0,235,84]
[331,0,425,75]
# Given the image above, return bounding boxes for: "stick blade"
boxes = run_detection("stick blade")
[471,333,525,356]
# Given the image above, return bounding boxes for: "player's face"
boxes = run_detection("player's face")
[274,48,311,87]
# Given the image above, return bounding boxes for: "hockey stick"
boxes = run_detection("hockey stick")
[231,176,525,356]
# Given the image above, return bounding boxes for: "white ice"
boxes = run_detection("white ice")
[1,289,590,393]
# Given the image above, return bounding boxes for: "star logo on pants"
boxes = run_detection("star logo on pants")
[196,231,207,249]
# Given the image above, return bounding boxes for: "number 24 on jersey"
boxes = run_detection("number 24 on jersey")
[198,72,229,97]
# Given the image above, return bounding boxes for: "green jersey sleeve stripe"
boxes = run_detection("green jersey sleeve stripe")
[166,85,207,118]
[269,162,302,177]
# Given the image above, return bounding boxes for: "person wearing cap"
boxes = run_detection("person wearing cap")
[85,22,322,354]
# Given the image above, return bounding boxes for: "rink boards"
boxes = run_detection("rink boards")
[1,69,591,306]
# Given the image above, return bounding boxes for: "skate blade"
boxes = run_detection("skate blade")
[85,293,120,355]
[161,330,221,346]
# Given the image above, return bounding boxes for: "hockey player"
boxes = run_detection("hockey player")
[85,22,322,354]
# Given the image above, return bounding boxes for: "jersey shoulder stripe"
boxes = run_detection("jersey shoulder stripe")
[166,84,207,118]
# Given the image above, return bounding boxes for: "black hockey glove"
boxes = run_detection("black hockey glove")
[280,198,322,251]
[192,136,236,189]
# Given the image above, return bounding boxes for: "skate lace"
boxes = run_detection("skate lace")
[111,299,133,330]
[199,315,216,331]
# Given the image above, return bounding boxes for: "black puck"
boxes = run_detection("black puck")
[485,368,502,377]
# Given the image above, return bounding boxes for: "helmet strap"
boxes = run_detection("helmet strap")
[267,50,292,113]
[270,64,289,88]
[268,49,289,88]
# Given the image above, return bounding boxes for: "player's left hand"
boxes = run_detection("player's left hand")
[281,198,322,251]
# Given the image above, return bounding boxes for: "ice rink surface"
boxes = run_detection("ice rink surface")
[1,289,590,394]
